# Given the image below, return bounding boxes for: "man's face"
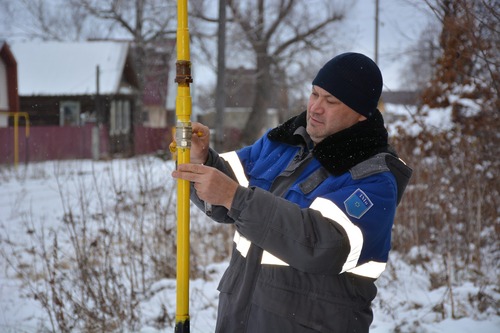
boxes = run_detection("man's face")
[306,85,366,144]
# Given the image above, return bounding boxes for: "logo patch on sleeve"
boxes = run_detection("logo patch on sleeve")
[344,188,373,219]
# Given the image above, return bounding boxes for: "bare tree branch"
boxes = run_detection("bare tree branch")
[221,0,347,143]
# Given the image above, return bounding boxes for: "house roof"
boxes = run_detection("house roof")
[1,40,18,68]
[10,41,133,96]
[381,90,421,105]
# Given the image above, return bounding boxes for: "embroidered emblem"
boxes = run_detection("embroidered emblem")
[344,188,373,219]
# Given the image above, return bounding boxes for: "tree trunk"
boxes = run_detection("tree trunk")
[241,54,273,145]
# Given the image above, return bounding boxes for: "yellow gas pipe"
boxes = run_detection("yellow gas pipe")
[1,111,30,169]
[174,0,192,332]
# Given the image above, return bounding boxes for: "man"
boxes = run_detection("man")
[172,52,412,332]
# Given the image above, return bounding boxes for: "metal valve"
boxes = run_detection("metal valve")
[175,121,192,149]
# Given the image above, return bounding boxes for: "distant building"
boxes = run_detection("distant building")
[11,41,139,155]
[197,67,284,131]
[0,40,19,126]
[0,40,174,164]
[381,90,421,123]
[382,90,421,106]
[141,38,176,128]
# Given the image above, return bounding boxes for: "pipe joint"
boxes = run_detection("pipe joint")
[176,122,192,149]
[175,60,193,84]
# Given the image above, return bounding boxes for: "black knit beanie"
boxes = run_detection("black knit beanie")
[312,52,383,118]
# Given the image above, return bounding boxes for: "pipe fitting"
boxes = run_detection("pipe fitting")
[176,122,192,148]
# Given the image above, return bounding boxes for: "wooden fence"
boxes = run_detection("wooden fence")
[0,124,172,165]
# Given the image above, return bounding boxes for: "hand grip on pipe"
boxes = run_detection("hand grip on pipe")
[169,128,204,161]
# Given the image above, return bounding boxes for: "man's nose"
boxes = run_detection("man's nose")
[310,98,325,113]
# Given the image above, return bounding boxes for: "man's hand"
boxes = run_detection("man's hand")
[172,163,238,210]
[191,122,210,164]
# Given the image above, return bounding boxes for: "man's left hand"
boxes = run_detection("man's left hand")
[172,163,238,210]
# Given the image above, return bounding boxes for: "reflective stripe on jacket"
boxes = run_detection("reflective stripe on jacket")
[219,144,396,279]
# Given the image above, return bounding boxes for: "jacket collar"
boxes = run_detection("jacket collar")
[267,110,390,175]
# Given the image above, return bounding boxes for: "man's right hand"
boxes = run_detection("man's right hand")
[190,122,210,164]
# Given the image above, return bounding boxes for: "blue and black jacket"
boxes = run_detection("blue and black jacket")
[191,110,412,333]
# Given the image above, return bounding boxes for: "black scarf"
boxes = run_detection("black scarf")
[267,110,390,176]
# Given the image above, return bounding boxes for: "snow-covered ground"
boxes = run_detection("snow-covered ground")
[1,157,499,332]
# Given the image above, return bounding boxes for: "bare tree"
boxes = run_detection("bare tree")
[226,0,349,144]
[391,0,500,300]
[191,0,349,145]
[421,0,499,120]
[68,0,178,125]
[69,0,177,44]
[400,21,441,92]
[0,0,94,41]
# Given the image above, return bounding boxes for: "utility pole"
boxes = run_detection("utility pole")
[374,0,385,112]
[214,0,227,152]
[92,65,101,160]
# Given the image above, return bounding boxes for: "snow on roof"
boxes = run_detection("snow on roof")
[10,41,131,96]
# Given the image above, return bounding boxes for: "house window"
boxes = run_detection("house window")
[59,101,80,126]
[0,60,8,111]
[141,110,149,123]
[110,99,131,135]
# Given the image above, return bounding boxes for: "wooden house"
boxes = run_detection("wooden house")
[0,40,19,125]
[10,41,140,157]
[141,38,176,128]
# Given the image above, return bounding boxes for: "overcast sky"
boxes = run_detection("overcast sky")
[340,0,431,90]
[1,0,432,92]
[188,0,432,93]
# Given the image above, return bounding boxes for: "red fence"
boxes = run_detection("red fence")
[134,125,172,156]
[0,124,172,165]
